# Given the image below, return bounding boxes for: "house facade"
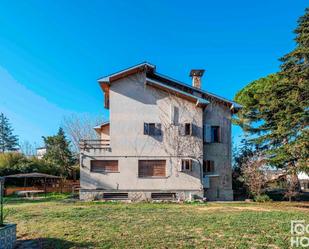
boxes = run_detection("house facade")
[79,62,241,201]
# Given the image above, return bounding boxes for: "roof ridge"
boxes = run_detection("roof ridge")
[97,62,155,82]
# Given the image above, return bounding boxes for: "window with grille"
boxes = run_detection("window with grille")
[138,160,166,177]
[90,160,118,173]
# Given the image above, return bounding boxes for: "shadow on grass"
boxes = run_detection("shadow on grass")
[15,238,95,249]
[266,189,309,202]
[5,193,74,205]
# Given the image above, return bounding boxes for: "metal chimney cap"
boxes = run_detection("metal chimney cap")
[189,69,205,77]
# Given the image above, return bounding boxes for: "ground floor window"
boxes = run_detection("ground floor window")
[90,160,118,173]
[138,160,166,177]
[181,159,192,172]
[203,160,215,177]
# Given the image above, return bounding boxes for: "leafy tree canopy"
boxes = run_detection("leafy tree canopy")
[0,152,62,177]
[42,128,76,176]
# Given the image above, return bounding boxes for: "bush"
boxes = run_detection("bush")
[254,194,272,203]
[0,152,62,176]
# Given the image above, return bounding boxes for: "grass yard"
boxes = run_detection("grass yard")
[4,194,309,249]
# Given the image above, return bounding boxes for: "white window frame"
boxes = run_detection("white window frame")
[181,159,192,172]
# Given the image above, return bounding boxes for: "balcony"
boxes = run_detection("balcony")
[79,139,111,151]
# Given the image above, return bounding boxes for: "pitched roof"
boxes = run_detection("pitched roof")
[98,62,155,83]
[98,62,242,112]
[93,121,110,133]
[4,173,61,179]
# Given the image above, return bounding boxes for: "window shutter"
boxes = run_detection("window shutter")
[170,105,175,125]
[174,106,179,125]
[155,123,162,136]
[138,160,166,177]
[218,127,221,143]
[90,160,118,172]
[191,124,199,136]
[144,123,149,135]
[190,123,194,136]
[179,160,183,171]
[204,124,211,143]
[211,161,215,172]
[179,124,185,136]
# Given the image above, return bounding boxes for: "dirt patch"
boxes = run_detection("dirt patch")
[197,206,271,212]
[231,206,271,212]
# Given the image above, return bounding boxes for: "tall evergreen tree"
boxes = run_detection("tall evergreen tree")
[42,128,76,176]
[234,8,309,175]
[278,7,309,173]
[0,113,19,152]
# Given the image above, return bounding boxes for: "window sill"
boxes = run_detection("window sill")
[144,135,162,137]
[91,171,120,174]
[138,176,168,179]
[203,174,219,177]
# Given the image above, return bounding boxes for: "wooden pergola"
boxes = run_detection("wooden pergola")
[4,173,62,197]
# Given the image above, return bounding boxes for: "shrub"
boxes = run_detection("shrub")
[254,194,272,203]
[0,152,62,177]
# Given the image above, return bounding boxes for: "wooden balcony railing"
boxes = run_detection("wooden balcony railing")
[79,139,110,150]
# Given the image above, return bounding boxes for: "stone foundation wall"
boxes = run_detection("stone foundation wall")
[80,189,203,202]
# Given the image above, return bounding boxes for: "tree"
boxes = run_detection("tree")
[42,128,76,176]
[241,153,266,198]
[0,152,63,177]
[62,114,102,152]
[19,140,36,157]
[232,140,257,198]
[0,113,19,153]
[234,8,309,175]
[278,7,309,174]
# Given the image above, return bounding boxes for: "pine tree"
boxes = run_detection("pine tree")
[42,127,76,176]
[278,7,309,173]
[0,113,19,152]
[234,8,309,188]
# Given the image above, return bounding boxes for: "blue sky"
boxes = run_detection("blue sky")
[0,0,308,147]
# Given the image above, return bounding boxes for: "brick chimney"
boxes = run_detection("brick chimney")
[189,69,205,89]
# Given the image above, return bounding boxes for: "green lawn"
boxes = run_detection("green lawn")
[4,194,309,249]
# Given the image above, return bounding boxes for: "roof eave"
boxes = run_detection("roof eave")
[98,62,156,83]
[151,72,241,110]
[146,78,209,108]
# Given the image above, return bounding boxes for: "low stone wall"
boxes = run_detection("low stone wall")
[80,189,203,202]
[0,224,16,249]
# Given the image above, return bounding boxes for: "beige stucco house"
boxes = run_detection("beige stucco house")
[79,62,241,201]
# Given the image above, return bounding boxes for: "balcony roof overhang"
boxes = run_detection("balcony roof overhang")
[93,121,110,133]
